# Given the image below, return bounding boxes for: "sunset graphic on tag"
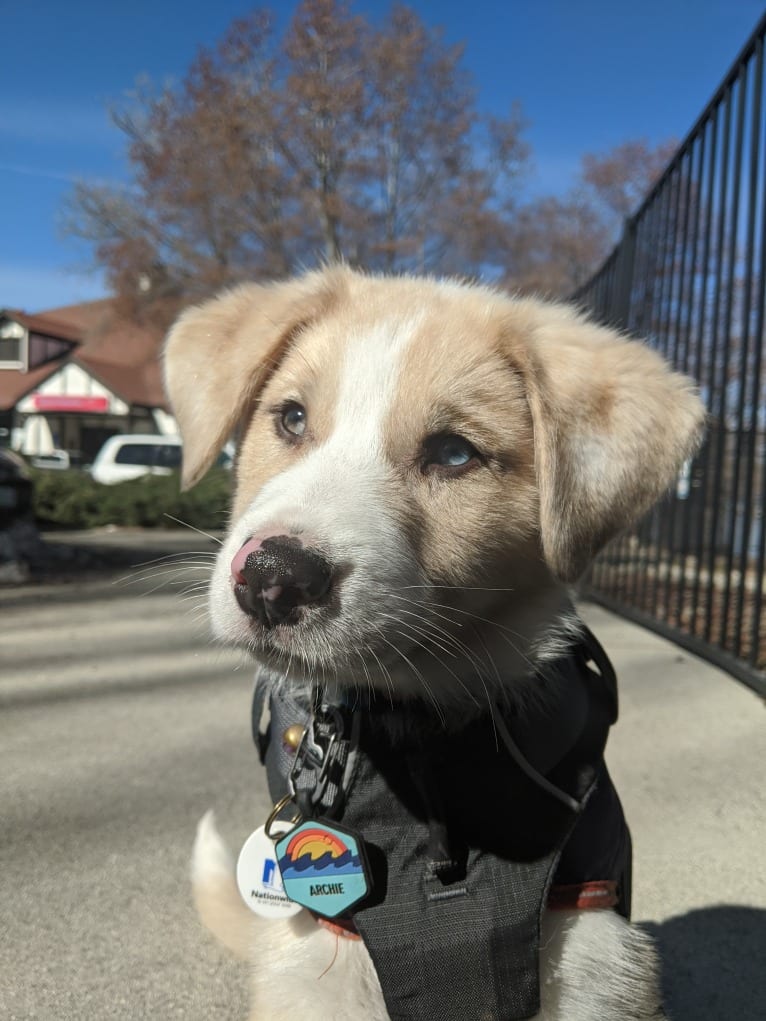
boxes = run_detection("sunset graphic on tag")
[276,821,370,918]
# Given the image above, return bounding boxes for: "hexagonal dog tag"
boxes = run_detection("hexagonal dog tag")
[275,819,371,918]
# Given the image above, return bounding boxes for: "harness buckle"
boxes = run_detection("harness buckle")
[289,704,345,809]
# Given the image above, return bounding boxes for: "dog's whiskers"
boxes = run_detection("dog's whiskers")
[383,608,491,687]
[390,621,484,710]
[114,556,215,589]
[387,617,487,712]
[387,593,518,673]
[353,618,397,705]
[398,583,516,593]
[363,639,395,707]
[379,611,459,661]
[390,611,501,708]
[161,514,223,544]
[392,593,539,674]
[467,625,503,751]
[375,633,446,725]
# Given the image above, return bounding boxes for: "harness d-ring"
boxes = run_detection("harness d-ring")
[264,792,302,838]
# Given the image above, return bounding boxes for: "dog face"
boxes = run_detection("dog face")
[165,268,704,700]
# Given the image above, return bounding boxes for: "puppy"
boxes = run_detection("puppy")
[164,267,704,1021]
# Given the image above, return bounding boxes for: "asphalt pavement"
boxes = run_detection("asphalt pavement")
[1,533,257,1020]
[1,530,764,1019]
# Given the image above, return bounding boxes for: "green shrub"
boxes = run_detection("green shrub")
[31,469,232,531]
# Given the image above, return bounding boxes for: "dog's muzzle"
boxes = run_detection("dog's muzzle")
[231,535,333,627]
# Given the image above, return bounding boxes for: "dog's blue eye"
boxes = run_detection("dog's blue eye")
[424,433,480,471]
[439,439,473,466]
[280,403,307,438]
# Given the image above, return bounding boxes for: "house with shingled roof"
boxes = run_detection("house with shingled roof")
[0,298,176,463]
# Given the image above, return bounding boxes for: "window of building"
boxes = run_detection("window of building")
[28,333,75,368]
[0,321,26,368]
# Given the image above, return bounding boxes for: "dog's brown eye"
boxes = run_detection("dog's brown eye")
[278,402,307,439]
[422,433,481,473]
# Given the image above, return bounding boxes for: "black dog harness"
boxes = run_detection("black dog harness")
[252,628,632,1021]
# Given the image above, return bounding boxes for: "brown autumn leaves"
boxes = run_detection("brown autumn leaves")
[65,0,675,335]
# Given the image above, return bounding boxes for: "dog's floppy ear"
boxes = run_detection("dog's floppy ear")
[516,303,705,582]
[164,270,343,489]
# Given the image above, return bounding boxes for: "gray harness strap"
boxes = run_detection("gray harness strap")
[252,632,628,1021]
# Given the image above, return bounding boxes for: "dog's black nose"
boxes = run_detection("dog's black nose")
[232,535,333,627]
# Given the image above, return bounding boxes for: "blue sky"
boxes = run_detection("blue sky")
[2,0,763,312]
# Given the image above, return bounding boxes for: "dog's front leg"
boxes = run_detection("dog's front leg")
[193,812,390,1021]
[243,921,389,1021]
[538,910,667,1021]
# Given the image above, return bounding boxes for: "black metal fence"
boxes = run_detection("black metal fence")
[575,11,766,698]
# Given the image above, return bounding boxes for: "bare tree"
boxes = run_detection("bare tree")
[582,138,677,224]
[65,1,679,322]
[503,192,612,298]
[65,0,530,329]
[502,138,676,298]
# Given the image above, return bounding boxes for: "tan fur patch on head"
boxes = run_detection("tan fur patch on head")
[163,268,347,488]
[502,299,706,580]
[166,267,705,587]
[230,277,543,582]
[382,293,540,587]
[232,319,350,521]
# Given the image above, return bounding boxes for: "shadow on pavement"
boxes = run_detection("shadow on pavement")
[646,905,766,1020]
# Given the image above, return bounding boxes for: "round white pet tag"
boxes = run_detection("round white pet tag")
[236,823,303,918]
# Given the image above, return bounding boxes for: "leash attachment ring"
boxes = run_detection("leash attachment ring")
[264,793,302,839]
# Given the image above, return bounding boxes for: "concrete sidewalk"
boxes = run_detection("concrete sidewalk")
[579,602,765,1020]
[2,528,763,1019]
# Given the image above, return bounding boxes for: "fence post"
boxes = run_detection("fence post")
[613,216,637,331]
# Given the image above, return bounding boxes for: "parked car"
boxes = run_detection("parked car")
[30,449,85,471]
[0,449,34,526]
[89,434,232,485]
[89,434,183,485]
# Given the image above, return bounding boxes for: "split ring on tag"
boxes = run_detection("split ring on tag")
[264,792,302,839]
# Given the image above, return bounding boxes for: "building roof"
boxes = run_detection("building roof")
[0,297,167,412]
[0,360,66,411]
[4,309,84,344]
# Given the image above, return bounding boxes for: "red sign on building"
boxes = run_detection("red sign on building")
[31,394,110,414]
